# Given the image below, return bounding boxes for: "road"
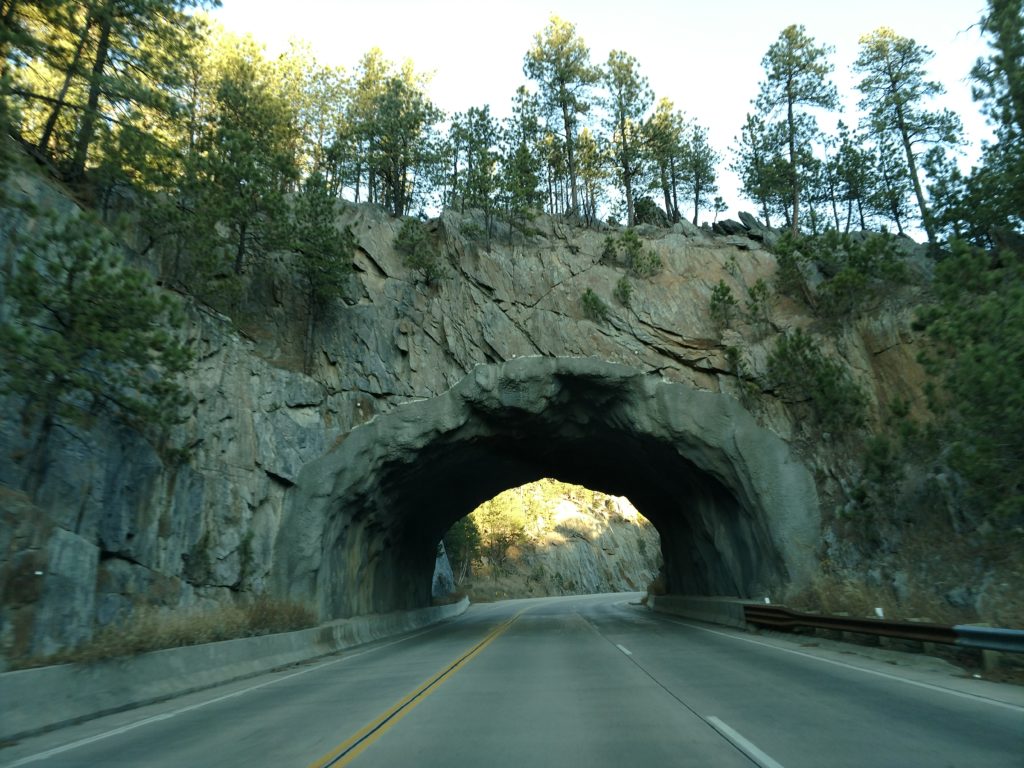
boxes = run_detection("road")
[2,593,1021,767]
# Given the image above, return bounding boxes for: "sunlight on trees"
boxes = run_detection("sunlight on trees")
[3,3,1007,240]
[441,479,658,598]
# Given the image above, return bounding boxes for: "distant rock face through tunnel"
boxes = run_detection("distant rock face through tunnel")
[273,357,820,619]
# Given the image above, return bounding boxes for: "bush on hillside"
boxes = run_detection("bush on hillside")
[767,329,866,435]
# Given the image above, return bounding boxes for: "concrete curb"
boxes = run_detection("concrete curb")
[0,597,470,742]
[647,595,757,629]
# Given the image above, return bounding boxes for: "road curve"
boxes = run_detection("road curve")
[2,594,1021,767]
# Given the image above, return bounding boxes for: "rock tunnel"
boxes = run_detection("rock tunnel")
[272,357,821,620]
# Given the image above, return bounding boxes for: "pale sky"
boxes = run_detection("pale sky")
[212,0,992,220]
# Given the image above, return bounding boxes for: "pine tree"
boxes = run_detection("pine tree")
[915,1,1024,524]
[644,98,684,222]
[678,119,720,226]
[341,51,438,217]
[0,211,192,487]
[854,27,963,246]
[523,15,599,218]
[948,0,1024,244]
[602,50,651,226]
[43,1,211,180]
[498,86,543,232]
[866,129,915,235]
[449,106,500,224]
[368,72,441,217]
[756,24,838,235]
[189,33,298,280]
[290,172,355,373]
[833,121,873,231]
[575,127,606,224]
[732,112,789,228]
[341,48,390,205]
[919,240,1024,522]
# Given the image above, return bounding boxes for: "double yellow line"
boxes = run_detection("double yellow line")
[308,608,527,767]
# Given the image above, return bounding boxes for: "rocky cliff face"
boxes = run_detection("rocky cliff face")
[0,169,936,663]
[458,489,661,601]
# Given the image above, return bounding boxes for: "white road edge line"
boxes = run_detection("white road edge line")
[660,616,1024,713]
[616,643,633,656]
[706,716,786,768]
[5,626,440,767]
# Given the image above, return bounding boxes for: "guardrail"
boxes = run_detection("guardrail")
[743,605,1024,653]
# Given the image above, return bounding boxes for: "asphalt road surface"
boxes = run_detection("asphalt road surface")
[2,593,1021,767]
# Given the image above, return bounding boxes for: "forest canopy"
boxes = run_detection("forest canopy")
[0,2,1018,242]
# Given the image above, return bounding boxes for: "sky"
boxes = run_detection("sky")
[211,0,993,221]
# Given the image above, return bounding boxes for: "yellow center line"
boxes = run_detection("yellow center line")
[308,606,530,768]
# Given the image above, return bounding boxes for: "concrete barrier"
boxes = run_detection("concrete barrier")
[0,597,469,742]
[647,595,757,629]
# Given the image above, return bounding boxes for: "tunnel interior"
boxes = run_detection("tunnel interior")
[392,427,767,606]
[274,358,820,620]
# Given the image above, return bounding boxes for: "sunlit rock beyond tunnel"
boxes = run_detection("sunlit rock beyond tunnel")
[273,357,820,620]
[444,479,663,601]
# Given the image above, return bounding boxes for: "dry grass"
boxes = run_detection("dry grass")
[462,572,551,602]
[787,574,963,625]
[786,562,1024,630]
[14,597,317,669]
[787,571,1024,682]
[810,489,1024,630]
[430,591,467,606]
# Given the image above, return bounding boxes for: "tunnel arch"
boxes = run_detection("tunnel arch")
[272,357,820,620]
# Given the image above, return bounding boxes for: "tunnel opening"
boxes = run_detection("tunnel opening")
[274,358,819,621]
[371,425,775,616]
[437,479,662,604]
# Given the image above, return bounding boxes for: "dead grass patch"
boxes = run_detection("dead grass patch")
[787,574,962,625]
[14,597,316,669]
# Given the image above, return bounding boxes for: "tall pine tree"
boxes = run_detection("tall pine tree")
[755,24,838,235]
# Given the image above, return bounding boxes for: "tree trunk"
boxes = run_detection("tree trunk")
[787,93,799,235]
[39,17,94,155]
[659,161,672,220]
[827,170,840,231]
[887,187,905,235]
[69,5,112,181]
[624,168,634,226]
[395,159,406,217]
[560,99,579,216]
[25,401,56,500]
[546,165,554,214]
[0,0,26,79]
[353,152,362,202]
[669,159,680,223]
[303,296,315,375]
[0,0,21,65]
[450,149,459,211]
[894,105,935,245]
[234,219,247,274]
